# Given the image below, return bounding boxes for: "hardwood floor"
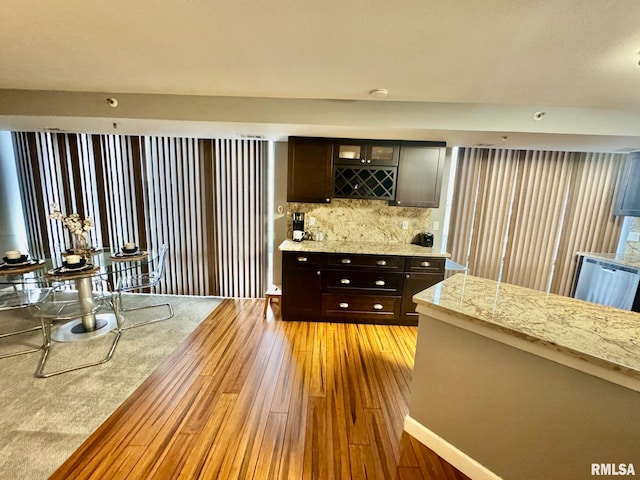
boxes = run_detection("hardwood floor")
[51,299,468,480]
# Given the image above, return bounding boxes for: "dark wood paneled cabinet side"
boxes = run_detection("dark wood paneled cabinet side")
[281,252,323,321]
[287,137,333,203]
[392,144,444,208]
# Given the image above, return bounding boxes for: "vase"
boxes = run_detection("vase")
[72,235,91,259]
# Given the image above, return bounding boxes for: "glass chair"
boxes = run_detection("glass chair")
[112,244,174,330]
[0,279,52,360]
[33,273,121,378]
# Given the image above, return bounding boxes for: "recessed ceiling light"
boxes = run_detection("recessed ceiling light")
[369,88,389,99]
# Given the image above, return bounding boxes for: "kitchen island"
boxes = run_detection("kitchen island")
[406,273,640,479]
[279,239,449,324]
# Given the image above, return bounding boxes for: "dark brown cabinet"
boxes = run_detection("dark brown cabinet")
[282,251,445,325]
[391,142,446,208]
[287,137,333,203]
[282,252,323,321]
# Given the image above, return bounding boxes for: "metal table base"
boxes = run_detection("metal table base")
[51,313,119,342]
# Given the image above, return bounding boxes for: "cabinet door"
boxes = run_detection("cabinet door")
[334,140,399,166]
[400,272,444,325]
[282,263,322,321]
[287,137,333,203]
[392,144,444,208]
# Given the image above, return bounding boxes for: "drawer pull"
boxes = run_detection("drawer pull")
[373,303,384,310]
[340,278,351,285]
[420,261,431,267]
[339,302,349,309]
[376,260,387,266]
[375,280,385,286]
[341,258,352,264]
[297,256,308,262]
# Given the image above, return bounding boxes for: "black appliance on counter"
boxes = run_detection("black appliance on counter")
[413,232,434,247]
[293,212,305,242]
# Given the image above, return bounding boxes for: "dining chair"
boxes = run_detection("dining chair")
[0,280,52,360]
[33,272,121,378]
[113,244,174,330]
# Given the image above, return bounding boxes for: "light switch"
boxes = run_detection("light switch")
[433,221,440,231]
[402,220,409,230]
[629,232,640,242]
[309,216,316,226]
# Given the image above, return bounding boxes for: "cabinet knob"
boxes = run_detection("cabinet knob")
[420,261,431,267]
[341,258,352,264]
[297,256,308,262]
[397,201,401,205]
[373,303,383,310]
[317,271,321,275]
[360,159,366,164]
[366,159,371,164]
[406,274,410,279]
[376,260,387,266]
[375,280,385,286]
[339,302,349,309]
[340,278,351,285]
[325,198,330,202]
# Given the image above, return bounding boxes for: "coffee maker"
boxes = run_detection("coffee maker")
[292,212,305,242]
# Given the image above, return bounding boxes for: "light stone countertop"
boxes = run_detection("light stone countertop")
[278,239,450,257]
[577,252,640,270]
[414,273,640,384]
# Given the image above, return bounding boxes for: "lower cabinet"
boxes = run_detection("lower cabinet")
[282,251,445,325]
[281,252,322,321]
[400,273,444,324]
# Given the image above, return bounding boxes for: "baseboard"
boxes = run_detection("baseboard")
[403,415,503,480]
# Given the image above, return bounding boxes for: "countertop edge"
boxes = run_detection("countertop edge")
[278,239,450,257]
[414,300,640,392]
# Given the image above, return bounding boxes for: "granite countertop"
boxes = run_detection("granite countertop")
[278,239,450,257]
[414,273,640,383]
[577,252,640,270]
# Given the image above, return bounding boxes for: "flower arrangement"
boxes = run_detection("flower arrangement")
[48,203,95,255]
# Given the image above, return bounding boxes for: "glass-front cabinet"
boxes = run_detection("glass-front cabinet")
[334,140,399,167]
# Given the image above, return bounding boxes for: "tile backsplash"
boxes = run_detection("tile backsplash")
[287,199,432,244]
[624,217,640,256]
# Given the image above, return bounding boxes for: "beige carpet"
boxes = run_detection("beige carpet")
[0,293,222,480]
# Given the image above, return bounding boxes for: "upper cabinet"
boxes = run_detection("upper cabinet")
[287,136,446,207]
[334,140,400,167]
[287,137,333,203]
[614,152,640,216]
[391,142,445,208]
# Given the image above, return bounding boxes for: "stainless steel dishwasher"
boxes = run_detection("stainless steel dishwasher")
[573,257,640,310]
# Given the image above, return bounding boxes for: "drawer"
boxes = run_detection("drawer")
[321,293,401,321]
[405,256,445,273]
[325,270,403,294]
[283,251,323,268]
[325,253,403,271]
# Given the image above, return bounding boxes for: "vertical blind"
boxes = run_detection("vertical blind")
[448,147,624,296]
[12,132,268,298]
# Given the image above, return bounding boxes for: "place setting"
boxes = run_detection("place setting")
[110,242,148,261]
[0,249,45,273]
[47,254,98,276]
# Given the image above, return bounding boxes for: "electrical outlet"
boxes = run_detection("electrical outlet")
[309,216,316,226]
[402,220,409,230]
[433,221,440,231]
[629,232,640,242]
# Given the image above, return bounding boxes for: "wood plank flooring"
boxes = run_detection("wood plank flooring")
[51,299,468,480]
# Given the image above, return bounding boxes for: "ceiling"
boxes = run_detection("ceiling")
[1,0,640,150]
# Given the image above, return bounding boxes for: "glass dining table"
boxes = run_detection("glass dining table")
[0,248,153,342]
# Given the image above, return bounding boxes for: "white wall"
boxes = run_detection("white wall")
[0,131,27,254]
